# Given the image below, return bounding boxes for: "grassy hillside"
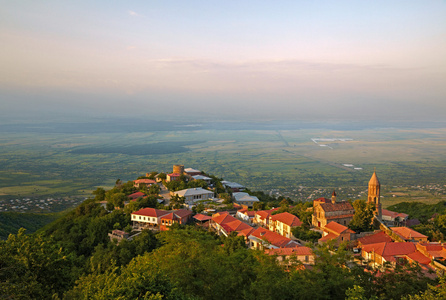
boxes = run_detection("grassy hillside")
[0,211,64,239]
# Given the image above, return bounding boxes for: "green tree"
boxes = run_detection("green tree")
[349,200,375,233]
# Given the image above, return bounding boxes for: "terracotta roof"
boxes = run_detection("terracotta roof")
[238,227,255,238]
[223,220,253,233]
[128,191,146,200]
[325,214,355,220]
[250,227,297,248]
[319,201,354,213]
[193,214,212,221]
[358,231,393,246]
[382,209,408,220]
[161,212,178,220]
[132,207,169,218]
[406,251,431,265]
[391,227,428,240]
[324,221,354,235]
[133,179,156,184]
[212,212,237,225]
[319,232,338,243]
[167,173,181,177]
[313,197,331,204]
[362,242,416,262]
[172,209,192,218]
[256,210,271,220]
[266,246,313,256]
[270,212,302,227]
[238,208,248,214]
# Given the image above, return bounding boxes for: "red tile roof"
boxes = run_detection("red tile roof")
[167,173,181,177]
[313,197,331,204]
[324,221,354,235]
[193,214,212,221]
[172,209,192,218]
[318,232,338,243]
[238,227,255,238]
[406,251,431,265]
[132,207,169,218]
[224,220,252,232]
[358,231,393,246]
[133,179,156,184]
[250,228,298,248]
[362,242,417,262]
[382,209,409,220]
[212,212,237,225]
[320,201,354,213]
[161,212,178,220]
[270,212,302,227]
[128,191,146,200]
[391,227,428,240]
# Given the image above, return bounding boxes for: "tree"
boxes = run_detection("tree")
[111,193,127,209]
[148,184,161,195]
[349,200,375,233]
[92,187,106,202]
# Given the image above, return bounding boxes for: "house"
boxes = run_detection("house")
[382,209,409,226]
[253,208,280,227]
[192,175,213,185]
[128,191,146,201]
[211,212,253,237]
[248,227,300,250]
[391,227,428,242]
[221,181,246,192]
[318,221,355,245]
[416,242,446,261]
[108,230,129,244]
[357,231,393,247]
[268,212,302,238]
[236,208,256,224]
[160,209,193,231]
[312,193,354,228]
[131,208,170,231]
[233,192,260,208]
[166,173,182,182]
[184,168,202,176]
[361,241,431,270]
[193,213,212,224]
[172,187,215,205]
[133,179,156,188]
[266,246,315,265]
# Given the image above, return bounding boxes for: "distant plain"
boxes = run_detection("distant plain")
[0,121,445,208]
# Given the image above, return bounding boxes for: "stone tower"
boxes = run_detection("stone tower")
[331,190,337,204]
[368,169,382,221]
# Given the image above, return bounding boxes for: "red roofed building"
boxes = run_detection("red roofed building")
[266,246,315,265]
[416,242,446,261]
[236,208,256,224]
[391,227,428,242]
[128,191,146,201]
[193,213,212,222]
[133,179,156,188]
[312,192,354,228]
[253,208,280,227]
[131,208,170,230]
[159,209,193,231]
[268,212,302,238]
[318,221,355,245]
[357,231,393,247]
[248,227,300,250]
[211,212,254,237]
[382,209,409,226]
[361,242,416,266]
[166,173,182,182]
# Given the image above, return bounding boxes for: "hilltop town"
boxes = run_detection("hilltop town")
[105,164,446,276]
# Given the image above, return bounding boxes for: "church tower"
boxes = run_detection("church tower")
[368,169,382,221]
[331,190,337,204]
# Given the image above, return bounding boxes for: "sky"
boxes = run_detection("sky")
[1,1,445,122]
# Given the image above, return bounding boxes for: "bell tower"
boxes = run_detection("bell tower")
[368,169,382,221]
[331,189,337,204]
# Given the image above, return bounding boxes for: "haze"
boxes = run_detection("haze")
[1,1,445,123]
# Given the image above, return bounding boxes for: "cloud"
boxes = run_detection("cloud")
[128,10,140,17]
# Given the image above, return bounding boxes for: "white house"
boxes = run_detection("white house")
[172,187,215,205]
[192,175,213,185]
[131,208,170,230]
[233,192,259,208]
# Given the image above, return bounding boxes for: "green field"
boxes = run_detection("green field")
[0,124,445,208]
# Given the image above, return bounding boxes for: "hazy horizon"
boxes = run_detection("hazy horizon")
[1,1,445,123]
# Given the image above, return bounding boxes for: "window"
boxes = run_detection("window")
[305,256,309,262]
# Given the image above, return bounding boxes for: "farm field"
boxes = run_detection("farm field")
[0,122,445,211]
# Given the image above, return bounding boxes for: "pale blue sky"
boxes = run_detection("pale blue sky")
[1,1,445,121]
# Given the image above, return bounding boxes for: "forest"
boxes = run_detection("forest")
[1,193,444,299]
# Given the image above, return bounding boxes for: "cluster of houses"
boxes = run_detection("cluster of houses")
[112,165,446,274]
